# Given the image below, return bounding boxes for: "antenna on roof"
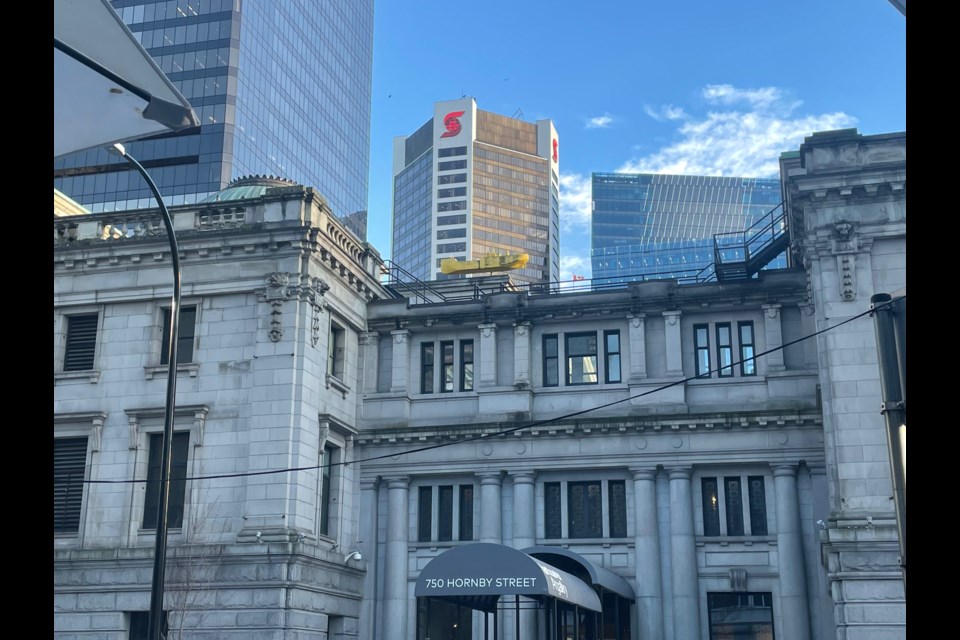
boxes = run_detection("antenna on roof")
[511,108,523,119]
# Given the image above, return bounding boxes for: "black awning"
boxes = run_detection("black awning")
[414,543,602,612]
[523,545,636,601]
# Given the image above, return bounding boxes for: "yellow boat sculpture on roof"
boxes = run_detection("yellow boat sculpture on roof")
[440,252,529,275]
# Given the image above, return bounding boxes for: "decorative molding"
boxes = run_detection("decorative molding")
[627,313,646,329]
[143,363,200,380]
[359,331,380,347]
[479,323,497,338]
[663,310,681,326]
[762,304,781,320]
[837,255,856,301]
[392,330,409,345]
[514,322,530,336]
[54,411,107,452]
[325,374,351,398]
[125,405,210,449]
[730,568,748,592]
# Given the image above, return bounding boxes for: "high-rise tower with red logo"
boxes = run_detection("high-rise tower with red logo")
[392,97,560,283]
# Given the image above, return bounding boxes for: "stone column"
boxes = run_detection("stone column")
[389,330,409,393]
[627,313,647,381]
[358,478,380,640]
[663,311,683,377]
[383,476,410,640]
[510,471,537,640]
[478,472,502,543]
[359,331,380,394]
[632,468,664,640]
[478,323,498,388]
[668,467,701,640]
[762,304,785,372]
[773,464,812,640]
[513,322,531,388]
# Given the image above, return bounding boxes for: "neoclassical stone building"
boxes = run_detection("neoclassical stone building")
[54,128,905,640]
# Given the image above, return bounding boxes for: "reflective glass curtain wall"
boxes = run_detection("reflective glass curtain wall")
[53,0,373,240]
[590,173,784,283]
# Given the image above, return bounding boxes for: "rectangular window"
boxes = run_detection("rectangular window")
[161,305,197,365]
[543,334,559,387]
[716,323,733,377]
[608,480,627,538]
[129,611,168,640]
[437,201,467,213]
[459,484,474,541]
[319,444,337,536]
[568,481,602,538]
[438,485,454,542]
[460,340,474,391]
[437,213,467,225]
[748,476,768,535]
[328,322,345,380]
[418,487,432,542]
[421,343,434,393]
[64,313,98,371]
[143,432,190,529]
[437,187,467,198]
[438,173,467,184]
[544,482,562,538]
[604,330,621,383]
[440,341,454,393]
[724,477,745,536]
[739,321,757,376]
[694,324,711,378]
[708,592,774,640]
[436,242,467,253]
[437,228,467,240]
[438,159,467,171]
[702,477,721,536]
[54,437,88,534]
[438,146,467,157]
[565,332,598,385]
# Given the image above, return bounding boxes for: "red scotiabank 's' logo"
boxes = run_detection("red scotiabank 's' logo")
[441,111,465,138]
[552,138,558,162]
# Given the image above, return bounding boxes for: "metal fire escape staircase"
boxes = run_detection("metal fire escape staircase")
[712,202,790,282]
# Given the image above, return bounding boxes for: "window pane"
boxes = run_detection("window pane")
[459,485,474,541]
[64,314,98,371]
[143,432,189,529]
[725,477,744,536]
[320,445,335,535]
[421,343,434,393]
[54,437,88,533]
[609,480,627,538]
[545,482,562,538]
[418,487,432,542]
[702,477,721,536]
[708,592,774,640]
[162,306,197,365]
[748,476,768,536]
[568,355,598,384]
[568,481,602,538]
[438,486,454,541]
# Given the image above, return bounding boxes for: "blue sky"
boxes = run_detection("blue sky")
[364,0,906,280]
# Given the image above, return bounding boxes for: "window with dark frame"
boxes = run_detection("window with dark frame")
[328,321,346,380]
[565,332,598,385]
[319,444,337,536]
[440,341,454,392]
[724,477,745,536]
[748,476,768,535]
[694,324,711,378]
[421,342,434,393]
[459,484,474,541]
[460,340,474,391]
[129,611,168,640]
[739,321,757,376]
[702,477,721,536]
[707,592,775,640]
[567,481,603,538]
[716,323,733,377]
[161,305,197,365]
[438,485,454,541]
[604,330,621,383]
[54,437,88,534]
[64,313,98,371]
[418,486,432,542]
[438,146,467,157]
[143,432,190,529]
[608,480,628,538]
[544,482,562,538]
[543,334,559,387]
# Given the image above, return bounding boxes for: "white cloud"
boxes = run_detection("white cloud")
[644,104,686,121]
[559,254,591,284]
[559,173,592,233]
[620,84,856,177]
[585,114,614,129]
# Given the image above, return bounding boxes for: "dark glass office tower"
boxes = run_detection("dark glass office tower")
[52,0,373,239]
[591,173,784,282]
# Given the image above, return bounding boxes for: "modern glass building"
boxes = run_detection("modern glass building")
[52,0,374,239]
[591,173,785,283]
[392,98,560,284]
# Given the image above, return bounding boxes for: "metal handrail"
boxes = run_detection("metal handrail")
[713,202,786,266]
[381,261,449,304]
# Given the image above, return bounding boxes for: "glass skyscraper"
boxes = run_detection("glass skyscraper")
[591,173,785,283]
[52,0,374,239]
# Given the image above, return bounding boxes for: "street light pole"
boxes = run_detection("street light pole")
[111,143,181,640]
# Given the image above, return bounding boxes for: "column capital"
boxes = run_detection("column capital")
[478,322,498,336]
[665,466,692,480]
[513,321,531,335]
[762,303,782,319]
[360,477,381,491]
[477,471,503,485]
[510,471,536,485]
[662,310,682,324]
[627,313,647,327]
[772,463,800,478]
[390,329,409,344]
[805,463,827,476]
[630,467,658,482]
[383,475,410,489]
[359,331,380,346]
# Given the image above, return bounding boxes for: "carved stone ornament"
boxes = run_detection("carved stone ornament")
[514,323,529,336]
[480,325,496,338]
[664,311,680,326]
[838,254,857,301]
[628,314,645,329]
[830,220,861,254]
[393,331,408,345]
[764,305,780,320]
